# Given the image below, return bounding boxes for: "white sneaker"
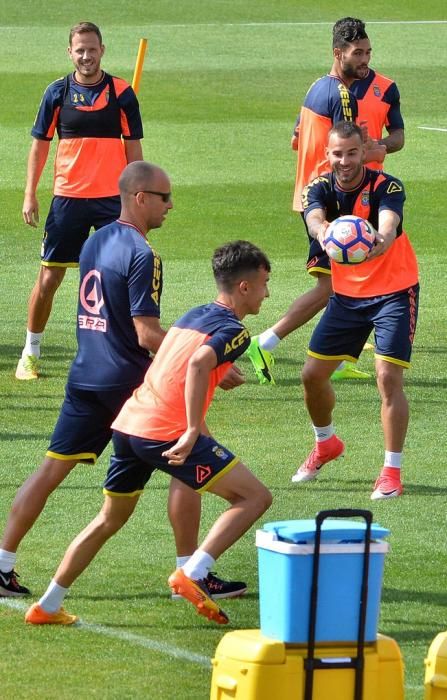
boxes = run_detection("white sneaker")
[15,355,39,380]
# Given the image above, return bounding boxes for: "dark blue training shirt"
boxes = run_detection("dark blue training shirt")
[68,220,162,390]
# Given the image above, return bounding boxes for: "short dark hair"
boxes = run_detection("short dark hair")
[329,120,364,142]
[332,17,368,49]
[212,240,271,292]
[69,22,102,46]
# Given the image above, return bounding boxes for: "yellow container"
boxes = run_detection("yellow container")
[425,632,447,699]
[210,629,404,700]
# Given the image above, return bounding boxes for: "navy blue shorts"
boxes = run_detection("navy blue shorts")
[47,385,134,464]
[306,239,331,276]
[308,285,419,367]
[103,431,239,497]
[301,213,331,276]
[41,195,121,265]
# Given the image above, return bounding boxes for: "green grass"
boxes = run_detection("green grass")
[1,2,446,698]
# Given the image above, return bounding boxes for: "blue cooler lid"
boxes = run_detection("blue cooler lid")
[262,519,390,544]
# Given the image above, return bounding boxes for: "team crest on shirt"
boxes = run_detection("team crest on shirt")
[387,181,403,194]
[212,446,228,460]
[373,85,381,97]
[361,190,370,206]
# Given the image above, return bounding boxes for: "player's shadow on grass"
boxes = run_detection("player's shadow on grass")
[273,479,372,493]
[0,343,75,363]
[381,628,436,643]
[0,431,50,442]
[57,482,171,491]
[38,343,76,359]
[275,479,447,497]
[406,378,447,389]
[0,344,75,380]
[57,484,100,491]
[341,479,447,496]
[383,587,447,607]
[97,621,236,634]
[1,393,63,405]
[400,483,447,496]
[75,591,260,603]
[76,592,163,602]
[412,346,447,355]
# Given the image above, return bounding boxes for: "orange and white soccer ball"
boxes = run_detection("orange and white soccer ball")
[323,216,376,264]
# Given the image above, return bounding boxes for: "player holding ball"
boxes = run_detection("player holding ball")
[323,215,376,265]
[292,120,419,500]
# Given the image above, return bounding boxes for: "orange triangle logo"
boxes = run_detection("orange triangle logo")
[196,465,212,484]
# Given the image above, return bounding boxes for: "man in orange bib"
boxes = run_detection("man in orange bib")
[16,22,143,380]
[292,121,418,500]
[247,17,405,384]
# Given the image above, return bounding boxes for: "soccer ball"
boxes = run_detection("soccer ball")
[323,216,375,264]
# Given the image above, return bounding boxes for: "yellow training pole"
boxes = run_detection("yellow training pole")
[132,38,148,94]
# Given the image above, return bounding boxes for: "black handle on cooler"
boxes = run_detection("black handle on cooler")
[316,508,373,524]
[304,509,373,700]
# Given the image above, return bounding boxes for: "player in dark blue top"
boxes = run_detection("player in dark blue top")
[25,241,273,627]
[1,162,247,602]
[302,169,405,233]
[1,162,169,596]
[68,220,162,391]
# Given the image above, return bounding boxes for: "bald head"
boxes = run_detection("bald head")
[118,161,173,234]
[119,161,169,198]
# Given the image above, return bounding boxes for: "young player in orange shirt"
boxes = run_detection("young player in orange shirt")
[25,241,273,626]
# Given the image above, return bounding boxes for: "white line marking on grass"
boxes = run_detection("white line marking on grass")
[240,21,447,26]
[152,20,447,28]
[0,599,428,690]
[0,597,27,612]
[418,126,447,132]
[0,598,210,667]
[80,622,211,666]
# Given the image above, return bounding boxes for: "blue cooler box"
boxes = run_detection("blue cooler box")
[256,519,389,644]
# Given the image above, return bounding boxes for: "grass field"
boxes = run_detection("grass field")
[1,2,446,698]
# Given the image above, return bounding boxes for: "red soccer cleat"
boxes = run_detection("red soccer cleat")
[292,435,345,483]
[370,468,403,500]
